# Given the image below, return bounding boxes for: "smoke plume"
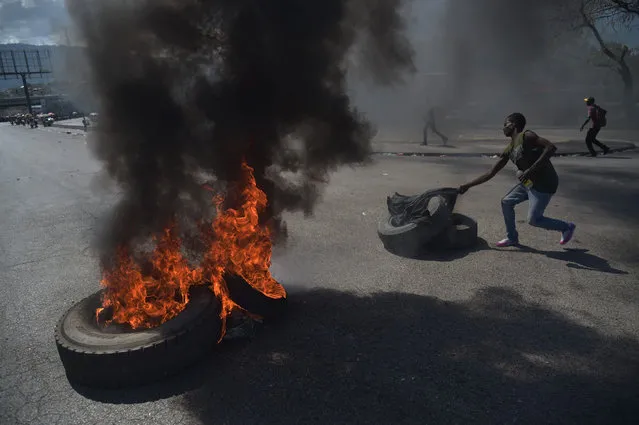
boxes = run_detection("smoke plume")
[65,0,414,265]
[440,0,571,121]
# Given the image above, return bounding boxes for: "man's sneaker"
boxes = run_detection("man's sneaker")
[496,238,518,247]
[560,223,576,245]
[603,146,611,155]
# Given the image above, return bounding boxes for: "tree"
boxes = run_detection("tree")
[608,0,639,17]
[574,0,638,125]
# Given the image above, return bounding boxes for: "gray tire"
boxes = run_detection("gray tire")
[378,195,452,257]
[55,285,221,389]
[428,213,478,250]
[449,213,478,249]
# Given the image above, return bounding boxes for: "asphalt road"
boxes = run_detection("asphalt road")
[1,123,638,425]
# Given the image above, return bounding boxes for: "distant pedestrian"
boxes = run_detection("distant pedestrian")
[580,97,610,157]
[82,116,89,132]
[422,107,449,146]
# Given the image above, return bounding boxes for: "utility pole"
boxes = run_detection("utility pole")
[21,73,33,115]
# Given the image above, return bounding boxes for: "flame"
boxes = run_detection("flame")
[98,225,202,329]
[98,160,286,338]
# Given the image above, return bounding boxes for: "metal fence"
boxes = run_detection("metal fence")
[0,49,52,79]
[0,49,53,114]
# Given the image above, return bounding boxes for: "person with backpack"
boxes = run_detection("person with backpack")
[580,97,610,156]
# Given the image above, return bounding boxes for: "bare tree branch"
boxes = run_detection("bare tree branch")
[574,0,637,124]
[580,2,619,62]
[620,44,630,60]
[580,1,634,80]
[608,0,639,17]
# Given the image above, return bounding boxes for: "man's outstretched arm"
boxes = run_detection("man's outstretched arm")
[459,156,509,194]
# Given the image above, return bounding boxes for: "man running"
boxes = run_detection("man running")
[458,112,575,247]
[422,107,449,146]
[580,97,610,157]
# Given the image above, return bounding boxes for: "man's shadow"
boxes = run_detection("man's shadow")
[512,246,628,275]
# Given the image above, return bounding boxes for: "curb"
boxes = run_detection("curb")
[44,127,637,157]
[373,142,637,158]
[51,124,86,131]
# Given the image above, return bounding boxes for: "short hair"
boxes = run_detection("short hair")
[506,112,526,132]
[585,97,595,105]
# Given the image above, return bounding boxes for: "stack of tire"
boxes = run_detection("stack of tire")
[55,277,286,389]
[378,187,478,258]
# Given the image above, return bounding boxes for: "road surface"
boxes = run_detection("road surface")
[1,123,638,425]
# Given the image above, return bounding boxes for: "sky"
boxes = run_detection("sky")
[0,0,637,47]
[0,0,69,45]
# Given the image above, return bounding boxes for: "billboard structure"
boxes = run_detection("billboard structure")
[0,49,53,114]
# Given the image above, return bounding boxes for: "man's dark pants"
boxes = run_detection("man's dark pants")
[423,122,448,145]
[585,127,609,155]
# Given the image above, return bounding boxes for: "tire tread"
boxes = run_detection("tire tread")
[54,287,221,389]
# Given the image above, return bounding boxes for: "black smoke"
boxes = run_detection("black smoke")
[440,0,571,122]
[65,0,414,266]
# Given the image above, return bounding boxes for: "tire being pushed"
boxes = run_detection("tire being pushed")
[427,213,478,251]
[55,285,221,389]
[378,194,452,257]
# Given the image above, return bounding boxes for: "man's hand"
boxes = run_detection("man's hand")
[458,184,470,194]
[517,169,531,183]
[579,126,585,132]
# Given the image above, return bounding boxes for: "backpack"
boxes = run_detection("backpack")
[596,105,607,127]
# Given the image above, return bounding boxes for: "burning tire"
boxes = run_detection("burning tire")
[55,285,221,389]
[377,195,451,257]
[225,274,287,320]
[427,213,478,250]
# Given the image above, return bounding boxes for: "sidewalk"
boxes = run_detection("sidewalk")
[373,127,638,156]
[51,117,88,131]
[49,120,637,156]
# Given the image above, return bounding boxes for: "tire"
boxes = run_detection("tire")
[378,195,452,257]
[427,213,478,250]
[55,285,221,389]
[449,213,478,249]
[225,274,287,321]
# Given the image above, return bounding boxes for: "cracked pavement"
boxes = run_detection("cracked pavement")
[1,123,638,424]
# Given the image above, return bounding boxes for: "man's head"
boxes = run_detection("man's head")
[503,112,526,137]
[584,97,595,106]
